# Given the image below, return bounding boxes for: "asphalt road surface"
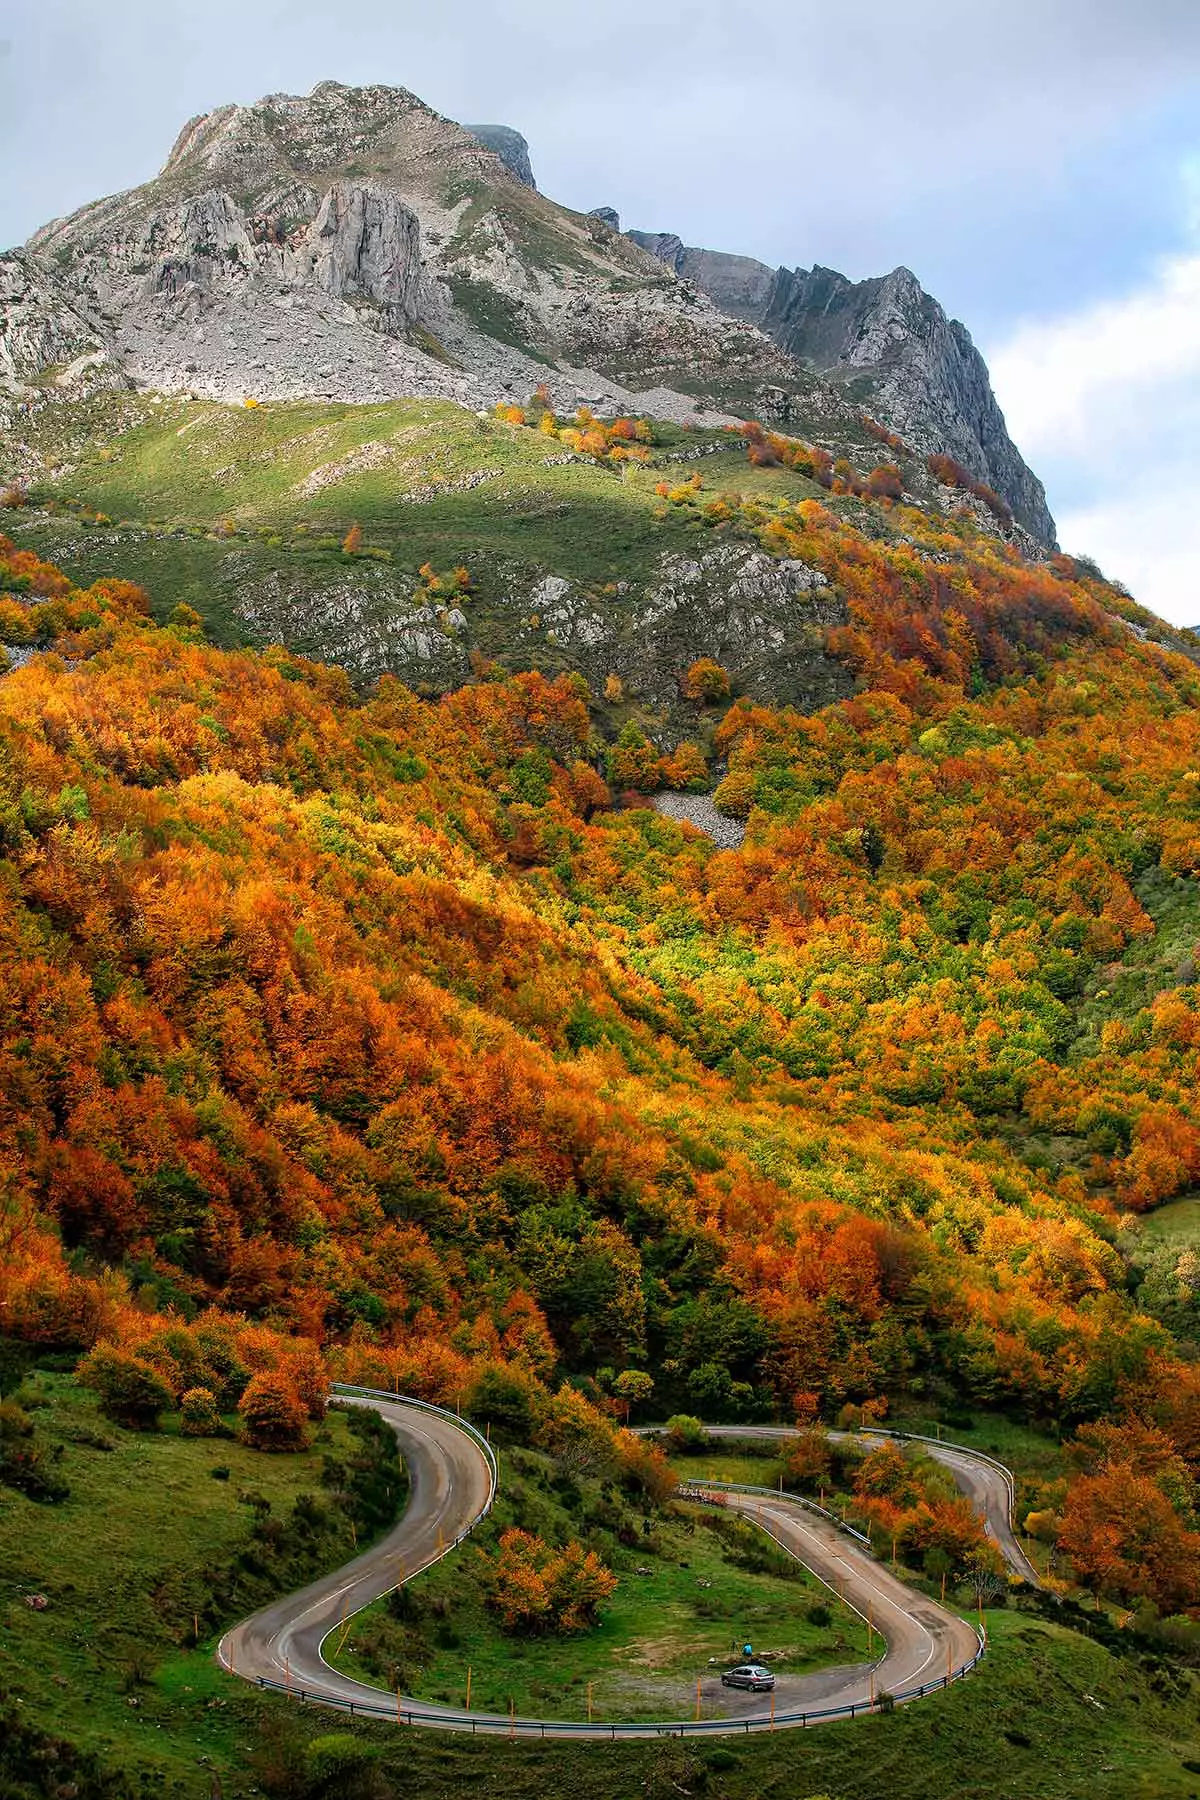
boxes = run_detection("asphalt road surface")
[218,1392,997,1737]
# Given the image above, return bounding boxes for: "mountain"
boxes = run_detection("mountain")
[626,233,1055,543]
[10,80,836,431]
[3,81,1052,547]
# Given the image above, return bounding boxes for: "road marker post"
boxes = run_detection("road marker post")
[587,1681,593,1723]
[397,1686,402,1723]
[867,1601,874,1654]
[465,1666,472,1711]
[695,1677,702,1723]
[285,1656,291,1694]
[940,1569,946,1603]
[770,1687,775,1731]
[508,1697,515,1740]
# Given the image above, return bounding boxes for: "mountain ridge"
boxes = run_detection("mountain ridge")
[626,230,1055,543]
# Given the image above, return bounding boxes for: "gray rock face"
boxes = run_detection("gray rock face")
[11,82,786,429]
[762,264,1056,544]
[588,206,621,232]
[627,234,776,320]
[0,251,112,394]
[310,181,425,326]
[466,124,536,189]
[629,234,1055,545]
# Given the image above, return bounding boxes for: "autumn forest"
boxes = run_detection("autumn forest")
[2,431,1200,1633]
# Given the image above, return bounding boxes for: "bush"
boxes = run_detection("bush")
[483,1528,617,1634]
[179,1386,223,1436]
[682,658,731,703]
[664,1414,709,1452]
[301,1732,380,1798]
[77,1344,173,1430]
[0,1400,69,1501]
[238,1370,309,1452]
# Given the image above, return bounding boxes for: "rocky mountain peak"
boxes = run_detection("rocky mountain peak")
[4,80,1053,548]
[629,232,1055,544]
[466,124,536,189]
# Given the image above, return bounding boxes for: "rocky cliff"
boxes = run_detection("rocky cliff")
[628,232,1055,544]
[466,124,536,188]
[4,81,1054,549]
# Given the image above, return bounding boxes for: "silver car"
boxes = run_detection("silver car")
[721,1663,775,1691]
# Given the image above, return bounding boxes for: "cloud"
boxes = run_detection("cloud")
[989,254,1200,458]
[1057,486,1200,628]
[3,0,1200,332]
[988,216,1200,625]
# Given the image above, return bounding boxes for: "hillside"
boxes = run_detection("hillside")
[2,490,1200,1419]
[3,404,1200,1786]
[6,80,835,428]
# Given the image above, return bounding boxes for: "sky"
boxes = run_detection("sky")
[2,0,1199,618]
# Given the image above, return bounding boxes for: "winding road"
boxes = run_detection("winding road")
[698,1423,1040,1588]
[216,1390,1032,1738]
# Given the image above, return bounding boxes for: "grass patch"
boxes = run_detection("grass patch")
[1135,1194,1200,1247]
[0,1372,403,1790]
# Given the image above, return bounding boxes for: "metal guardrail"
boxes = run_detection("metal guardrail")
[854,1427,1039,1585]
[245,1626,987,1737]
[331,1383,499,1515]
[676,1477,873,1546]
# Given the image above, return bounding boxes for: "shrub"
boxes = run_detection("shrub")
[866,463,903,500]
[301,1732,380,1798]
[682,658,731,703]
[78,1344,173,1431]
[483,1527,617,1634]
[0,1400,69,1501]
[238,1369,309,1452]
[179,1386,223,1436]
[663,1413,708,1451]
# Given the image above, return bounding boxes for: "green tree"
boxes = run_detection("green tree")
[179,1386,223,1437]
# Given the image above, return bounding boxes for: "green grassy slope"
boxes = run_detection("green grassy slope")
[0,1372,401,1790]
[2,392,868,710]
[328,1446,871,1722]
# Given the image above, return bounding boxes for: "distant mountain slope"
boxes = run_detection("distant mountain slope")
[466,123,537,188]
[627,232,1055,544]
